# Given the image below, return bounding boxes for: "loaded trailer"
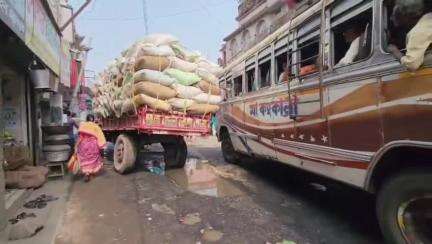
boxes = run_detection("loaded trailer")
[99,106,211,173]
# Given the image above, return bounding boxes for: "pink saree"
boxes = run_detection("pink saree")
[76,122,106,176]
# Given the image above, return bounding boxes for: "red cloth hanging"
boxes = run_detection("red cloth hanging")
[70,59,79,88]
[283,0,297,9]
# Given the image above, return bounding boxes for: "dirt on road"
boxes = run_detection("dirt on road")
[55,137,383,244]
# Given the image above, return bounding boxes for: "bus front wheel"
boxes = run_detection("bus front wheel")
[221,133,241,164]
[377,168,432,244]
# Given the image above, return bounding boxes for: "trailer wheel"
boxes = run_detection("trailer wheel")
[377,168,432,244]
[221,132,240,164]
[114,134,137,174]
[162,137,187,168]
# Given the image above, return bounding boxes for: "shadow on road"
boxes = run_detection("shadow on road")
[232,157,384,243]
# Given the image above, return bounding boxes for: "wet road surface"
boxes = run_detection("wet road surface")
[57,137,384,244]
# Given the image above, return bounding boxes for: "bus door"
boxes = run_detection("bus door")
[224,74,250,155]
[281,15,329,167]
[242,50,278,160]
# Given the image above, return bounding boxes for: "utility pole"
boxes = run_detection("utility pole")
[142,0,149,35]
[60,0,92,32]
[69,39,92,115]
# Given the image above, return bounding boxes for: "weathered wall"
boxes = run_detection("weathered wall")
[1,66,28,146]
[0,74,6,234]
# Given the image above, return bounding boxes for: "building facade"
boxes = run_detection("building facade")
[0,0,85,236]
[220,0,291,66]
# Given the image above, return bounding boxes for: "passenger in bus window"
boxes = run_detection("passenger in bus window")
[278,63,291,83]
[300,58,318,76]
[387,0,432,71]
[335,25,364,67]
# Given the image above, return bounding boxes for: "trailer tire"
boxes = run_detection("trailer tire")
[162,137,187,168]
[377,168,432,244]
[114,134,137,174]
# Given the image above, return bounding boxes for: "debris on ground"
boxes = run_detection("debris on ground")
[310,183,327,192]
[144,160,166,176]
[179,213,201,225]
[8,221,44,241]
[201,228,223,242]
[277,240,296,244]
[151,203,175,215]
[9,212,37,224]
[24,194,59,209]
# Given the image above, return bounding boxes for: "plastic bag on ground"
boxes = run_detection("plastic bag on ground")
[134,69,176,86]
[193,93,223,105]
[168,57,197,73]
[134,56,170,71]
[187,103,220,115]
[164,68,201,86]
[171,83,203,99]
[196,68,219,85]
[134,82,177,100]
[168,98,196,110]
[133,94,172,112]
[197,80,221,96]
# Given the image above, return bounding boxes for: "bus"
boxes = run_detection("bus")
[217,0,432,243]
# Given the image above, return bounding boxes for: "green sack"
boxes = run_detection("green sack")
[164,68,201,86]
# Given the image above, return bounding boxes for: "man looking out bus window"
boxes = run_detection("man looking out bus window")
[336,25,364,67]
[388,0,432,71]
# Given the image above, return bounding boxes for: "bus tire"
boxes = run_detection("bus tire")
[162,137,187,168]
[221,133,240,164]
[376,168,432,244]
[114,134,137,174]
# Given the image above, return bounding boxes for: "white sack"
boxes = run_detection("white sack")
[134,69,176,86]
[139,44,175,57]
[168,57,197,73]
[196,68,219,85]
[141,34,178,46]
[171,83,203,99]
[168,98,196,110]
[193,93,223,105]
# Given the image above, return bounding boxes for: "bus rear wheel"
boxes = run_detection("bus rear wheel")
[377,168,432,244]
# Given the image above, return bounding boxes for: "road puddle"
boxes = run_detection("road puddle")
[167,159,244,197]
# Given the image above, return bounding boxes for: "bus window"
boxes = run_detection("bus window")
[275,51,291,83]
[258,59,271,88]
[299,38,319,76]
[226,80,233,98]
[246,68,256,92]
[233,75,243,96]
[333,9,372,67]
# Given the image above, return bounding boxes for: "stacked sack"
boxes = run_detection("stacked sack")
[93,33,224,118]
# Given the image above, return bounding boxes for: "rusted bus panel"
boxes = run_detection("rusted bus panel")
[326,78,382,152]
[379,69,432,144]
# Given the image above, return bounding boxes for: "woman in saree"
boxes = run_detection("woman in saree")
[75,114,106,182]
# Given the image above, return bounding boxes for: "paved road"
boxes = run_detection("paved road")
[56,137,384,244]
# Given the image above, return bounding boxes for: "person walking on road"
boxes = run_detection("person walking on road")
[72,114,106,182]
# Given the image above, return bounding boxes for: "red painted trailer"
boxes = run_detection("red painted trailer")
[99,106,211,173]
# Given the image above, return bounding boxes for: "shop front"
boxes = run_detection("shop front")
[0,0,65,234]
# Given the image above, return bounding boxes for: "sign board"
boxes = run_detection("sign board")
[25,0,60,76]
[0,0,26,40]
